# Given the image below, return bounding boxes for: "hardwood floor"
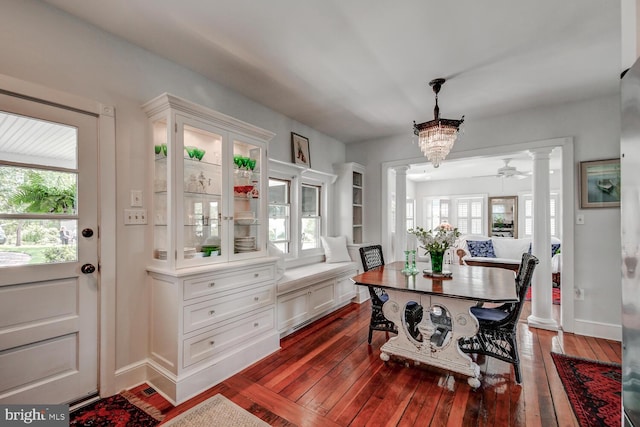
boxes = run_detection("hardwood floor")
[157,301,620,426]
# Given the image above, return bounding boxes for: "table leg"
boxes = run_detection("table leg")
[380,289,481,387]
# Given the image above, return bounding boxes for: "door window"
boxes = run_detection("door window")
[0,111,79,266]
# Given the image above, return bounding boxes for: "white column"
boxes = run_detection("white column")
[527,148,558,331]
[394,166,409,262]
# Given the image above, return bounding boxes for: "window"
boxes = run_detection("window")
[268,178,290,253]
[424,198,450,230]
[406,199,415,231]
[457,198,484,235]
[301,184,321,250]
[522,193,560,238]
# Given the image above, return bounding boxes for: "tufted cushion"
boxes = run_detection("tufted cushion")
[467,240,497,258]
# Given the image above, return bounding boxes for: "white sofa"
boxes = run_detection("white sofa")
[456,235,561,284]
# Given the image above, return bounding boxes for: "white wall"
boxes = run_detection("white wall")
[0,0,347,373]
[412,174,562,235]
[347,94,621,330]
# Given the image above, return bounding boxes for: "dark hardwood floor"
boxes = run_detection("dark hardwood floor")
[157,300,620,426]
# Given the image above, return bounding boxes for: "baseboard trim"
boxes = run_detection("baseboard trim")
[573,318,621,342]
[114,360,149,394]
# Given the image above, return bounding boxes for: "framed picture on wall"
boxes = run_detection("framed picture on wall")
[580,158,621,208]
[291,132,311,167]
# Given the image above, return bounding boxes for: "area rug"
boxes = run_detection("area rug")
[525,286,561,304]
[551,352,621,427]
[70,390,164,426]
[161,394,269,427]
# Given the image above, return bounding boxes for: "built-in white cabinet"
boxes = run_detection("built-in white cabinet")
[142,94,279,404]
[334,162,365,244]
[147,260,279,404]
[276,264,358,335]
[143,93,273,269]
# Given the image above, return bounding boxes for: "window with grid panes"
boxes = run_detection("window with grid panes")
[268,178,290,253]
[301,184,321,250]
[424,198,450,230]
[522,193,559,238]
[456,198,484,235]
[406,199,415,231]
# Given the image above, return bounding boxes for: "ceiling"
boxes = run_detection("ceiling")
[42,0,621,146]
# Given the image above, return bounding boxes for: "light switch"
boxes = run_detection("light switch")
[576,214,585,225]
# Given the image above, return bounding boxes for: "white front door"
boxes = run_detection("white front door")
[0,92,99,404]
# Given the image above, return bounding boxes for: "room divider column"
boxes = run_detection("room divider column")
[394,165,409,263]
[527,147,558,331]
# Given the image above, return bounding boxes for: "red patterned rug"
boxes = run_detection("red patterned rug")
[551,352,621,427]
[70,390,165,426]
[525,286,561,304]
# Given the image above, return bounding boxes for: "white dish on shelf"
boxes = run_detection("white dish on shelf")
[236,218,256,225]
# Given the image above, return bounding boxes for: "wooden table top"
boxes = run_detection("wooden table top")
[351,261,518,303]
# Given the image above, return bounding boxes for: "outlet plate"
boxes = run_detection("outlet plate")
[131,190,143,207]
[124,209,147,225]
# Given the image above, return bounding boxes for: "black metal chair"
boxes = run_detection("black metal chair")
[458,252,539,383]
[359,245,423,344]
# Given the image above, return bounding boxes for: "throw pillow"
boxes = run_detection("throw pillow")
[321,236,352,263]
[528,243,562,256]
[467,240,497,258]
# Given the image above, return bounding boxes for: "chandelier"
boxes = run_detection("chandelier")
[413,78,464,168]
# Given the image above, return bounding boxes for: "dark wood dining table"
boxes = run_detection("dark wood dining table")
[351,261,517,387]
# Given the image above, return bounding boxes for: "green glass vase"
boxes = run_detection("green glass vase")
[430,250,445,273]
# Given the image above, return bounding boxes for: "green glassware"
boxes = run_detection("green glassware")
[430,250,445,274]
[401,250,412,275]
[410,250,418,275]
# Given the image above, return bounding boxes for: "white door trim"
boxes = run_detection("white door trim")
[0,73,118,397]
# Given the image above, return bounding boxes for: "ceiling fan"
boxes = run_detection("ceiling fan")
[476,158,531,179]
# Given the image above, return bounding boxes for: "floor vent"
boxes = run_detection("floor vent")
[141,386,157,397]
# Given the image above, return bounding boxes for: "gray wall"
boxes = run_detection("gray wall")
[0,0,347,372]
[347,94,621,331]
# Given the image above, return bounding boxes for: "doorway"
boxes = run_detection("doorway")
[0,92,100,404]
[381,138,575,332]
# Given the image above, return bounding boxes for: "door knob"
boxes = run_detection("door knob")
[81,264,96,274]
[81,228,94,238]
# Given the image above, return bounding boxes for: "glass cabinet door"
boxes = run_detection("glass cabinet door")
[231,137,263,256]
[152,116,169,262]
[179,120,225,265]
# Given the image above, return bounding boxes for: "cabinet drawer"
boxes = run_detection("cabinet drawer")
[183,264,275,300]
[183,308,274,368]
[183,284,274,333]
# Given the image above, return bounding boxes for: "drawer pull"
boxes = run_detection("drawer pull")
[208,282,215,288]
[253,322,259,327]
[254,273,259,277]
[209,310,215,315]
[210,340,215,345]
[253,296,259,301]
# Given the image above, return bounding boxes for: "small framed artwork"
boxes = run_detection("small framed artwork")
[291,132,311,167]
[580,158,621,208]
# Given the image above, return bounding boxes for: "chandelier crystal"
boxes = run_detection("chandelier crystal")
[413,78,464,168]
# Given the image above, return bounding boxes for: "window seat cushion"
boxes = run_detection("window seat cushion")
[276,261,357,295]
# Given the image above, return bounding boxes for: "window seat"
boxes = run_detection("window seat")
[276,261,359,336]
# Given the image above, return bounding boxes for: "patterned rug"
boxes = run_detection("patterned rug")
[551,352,621,427]
[161,394,269,427]
[70,390,164,426]
[525,286,561,304]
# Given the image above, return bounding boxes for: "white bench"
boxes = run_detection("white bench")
[276,261,360,337]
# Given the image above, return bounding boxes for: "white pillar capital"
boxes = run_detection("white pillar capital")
[528,147,554,160]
